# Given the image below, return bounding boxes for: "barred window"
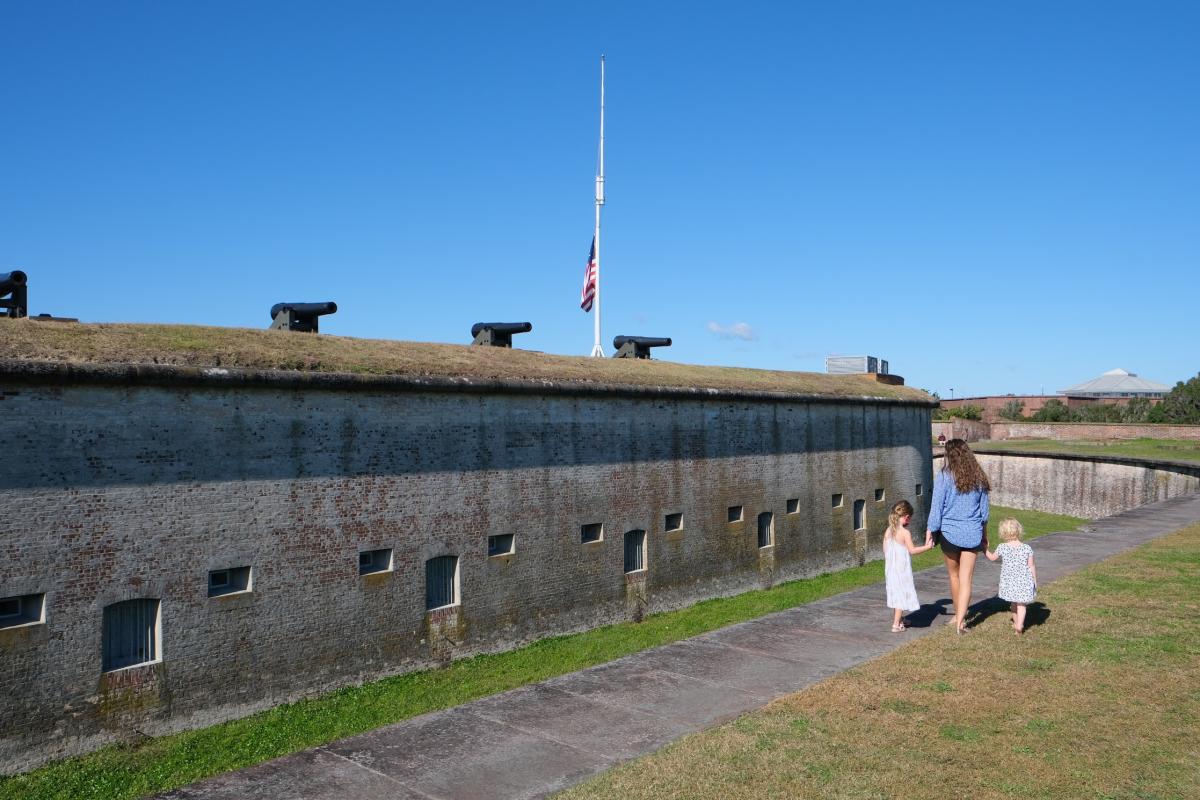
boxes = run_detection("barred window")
[624,529,646,574]
[102,599,160,672]
[757,512,774,548]
[426,556,459,610]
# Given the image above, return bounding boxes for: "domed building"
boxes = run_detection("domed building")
[1058,368,1171,399]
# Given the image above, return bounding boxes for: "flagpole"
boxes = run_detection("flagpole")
[590,55,606,358]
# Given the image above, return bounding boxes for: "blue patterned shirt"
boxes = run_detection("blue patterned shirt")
[927,470,989,548]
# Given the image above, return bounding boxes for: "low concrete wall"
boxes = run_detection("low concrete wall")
[989,422,1200,442]
[931,419,989,443]
[932,451,1200,520]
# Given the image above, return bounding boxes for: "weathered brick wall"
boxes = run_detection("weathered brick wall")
[0,373,931,773]
[931,452,1200,519]
[989,422,1200,441]
[931,418,990,443]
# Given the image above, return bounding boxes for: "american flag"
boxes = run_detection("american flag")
[579,237,597,312]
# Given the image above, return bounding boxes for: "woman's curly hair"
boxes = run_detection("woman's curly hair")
[942,438,990,493]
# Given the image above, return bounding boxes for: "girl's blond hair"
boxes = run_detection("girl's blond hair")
[999,518,1023,542]
[885,500,914,537]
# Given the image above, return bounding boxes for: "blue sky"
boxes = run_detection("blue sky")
[3,1,1197,397]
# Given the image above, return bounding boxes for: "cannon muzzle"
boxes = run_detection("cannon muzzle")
[613,335,672,359]
[0,271,27,293]
[471,321,533,347]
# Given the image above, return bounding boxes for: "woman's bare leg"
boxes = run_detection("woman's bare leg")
[955,550,978,631]
[943,549,962,623]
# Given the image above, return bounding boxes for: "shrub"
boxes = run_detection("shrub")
[1031,399,1070,422]
[1154,374,1200,424]
[997,400,1025,421]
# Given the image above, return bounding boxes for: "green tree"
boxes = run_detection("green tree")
[997,399,1025,421]
[1031,399,1070,422]
[1121,397,1152,423]
[1154,373,1200,424]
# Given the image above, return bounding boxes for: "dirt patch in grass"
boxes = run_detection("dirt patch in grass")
[0,319,931,402]
[557,525,1200,800]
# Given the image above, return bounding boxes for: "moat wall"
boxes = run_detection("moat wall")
[0,365,933,773]
[933,450,1200,520]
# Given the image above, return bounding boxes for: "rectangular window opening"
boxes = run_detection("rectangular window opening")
[664,512,683,532]
[786,498,799,514]
[0,593,45,629]
[727,505,744,523]
[426,555,459,610]
[102,598,159,672]
[488,533,515,557]
[581,523,604,544]
[359,548,393,576]
[874,488,885,502]
[757,512,774,548]
[853,499,866,531]
[624,529,647,573]
[832,493,844,508]
[208,566,252,597]
[915,483,923,496]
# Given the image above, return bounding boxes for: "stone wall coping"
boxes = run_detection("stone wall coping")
[0,359,938,408]
[968,447,1200,474]
[995,421,1200,430]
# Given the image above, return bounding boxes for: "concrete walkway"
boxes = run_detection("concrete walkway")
[160,494,1200,800]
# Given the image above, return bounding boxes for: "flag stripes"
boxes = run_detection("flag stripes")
[580,237,597,312]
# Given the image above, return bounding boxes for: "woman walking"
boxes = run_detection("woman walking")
[926,438,991,634]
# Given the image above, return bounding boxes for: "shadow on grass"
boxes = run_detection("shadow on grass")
[965,597,1051,630]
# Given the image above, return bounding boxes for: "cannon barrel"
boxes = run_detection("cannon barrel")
[270,301,337,320]
[471,321,532,338]
[0,271,27,293]
[613,335,672,349]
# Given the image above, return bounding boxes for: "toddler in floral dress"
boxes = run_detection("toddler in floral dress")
[986,518,1038,634]
[883,500,934,632]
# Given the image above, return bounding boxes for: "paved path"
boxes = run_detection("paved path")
[161,494,1200,800]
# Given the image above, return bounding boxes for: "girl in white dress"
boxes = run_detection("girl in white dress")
[884,500,935,632]
[986,518,1038,634]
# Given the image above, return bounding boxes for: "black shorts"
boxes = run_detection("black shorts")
[939,537,985,556]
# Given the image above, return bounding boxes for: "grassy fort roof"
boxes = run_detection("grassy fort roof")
[0,320,931,402]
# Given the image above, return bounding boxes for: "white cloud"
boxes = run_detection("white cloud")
[706,321,757,341]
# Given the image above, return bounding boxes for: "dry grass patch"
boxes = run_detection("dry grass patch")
[0,319,930,401]
[558,525,1200,800]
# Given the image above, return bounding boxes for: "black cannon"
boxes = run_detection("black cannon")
[471,321,532,348]
[612,335,672,359]
[269,301,337,333]
[0,270,28,318]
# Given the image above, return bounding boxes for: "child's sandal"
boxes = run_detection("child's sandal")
[890,623,907,633]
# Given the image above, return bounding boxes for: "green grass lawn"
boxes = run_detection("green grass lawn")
[557,523,1200,800]
[0,506,1081,800]
[978,437,1200,463]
